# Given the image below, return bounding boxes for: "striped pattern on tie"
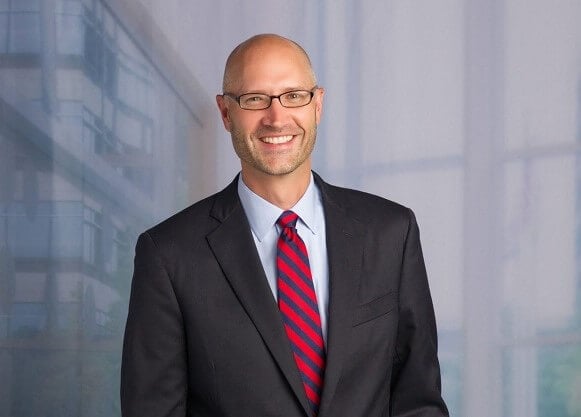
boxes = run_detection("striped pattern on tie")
[276,210,325,416]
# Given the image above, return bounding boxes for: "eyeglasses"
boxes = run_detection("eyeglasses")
[222,87,318,110]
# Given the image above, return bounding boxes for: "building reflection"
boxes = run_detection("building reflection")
[0,0,214,415]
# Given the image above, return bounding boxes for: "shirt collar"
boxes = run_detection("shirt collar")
[237,173,320,242]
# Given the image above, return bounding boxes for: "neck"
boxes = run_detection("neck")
[241,165,311,210]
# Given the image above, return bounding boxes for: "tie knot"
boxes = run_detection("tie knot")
[277,210,299,229]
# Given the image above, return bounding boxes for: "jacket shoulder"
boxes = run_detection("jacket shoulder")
[320,180,413,226]
[143,179,238,245]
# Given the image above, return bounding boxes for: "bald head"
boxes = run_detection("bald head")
[222,34,316,93]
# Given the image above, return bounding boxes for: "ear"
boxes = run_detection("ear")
[314,87,324,125]
[216,95,232,132]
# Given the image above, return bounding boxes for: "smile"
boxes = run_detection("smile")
[260,135,293,144]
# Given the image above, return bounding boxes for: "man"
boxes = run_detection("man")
[121,34,449,417]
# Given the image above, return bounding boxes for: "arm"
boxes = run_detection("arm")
[121,232,188,417]
[390,209,449,416]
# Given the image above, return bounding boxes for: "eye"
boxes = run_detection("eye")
[283,91,310,104]
[241,94,267,106]
[285,92,302,101]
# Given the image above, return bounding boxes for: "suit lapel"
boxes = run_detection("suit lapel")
[316,176,365,417]
[205,177,312,416]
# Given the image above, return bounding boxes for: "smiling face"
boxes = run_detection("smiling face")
[216,35,324,184]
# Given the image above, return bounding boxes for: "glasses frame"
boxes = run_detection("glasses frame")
[222,86,318,110]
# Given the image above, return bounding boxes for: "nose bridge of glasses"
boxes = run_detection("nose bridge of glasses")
[261,95,289,126]
[269,93,286,108]
[264,97,286,120]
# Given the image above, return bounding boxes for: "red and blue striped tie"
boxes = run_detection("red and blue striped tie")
[276,210,325,416]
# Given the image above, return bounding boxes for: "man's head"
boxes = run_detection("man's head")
[216,34,324,183]
[221,34,317,92]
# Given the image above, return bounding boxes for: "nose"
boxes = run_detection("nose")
[261,97,288,128]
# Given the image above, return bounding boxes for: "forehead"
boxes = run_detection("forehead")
[229,42,314,92]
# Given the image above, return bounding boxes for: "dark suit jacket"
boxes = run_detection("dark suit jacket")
[121,173,449,417]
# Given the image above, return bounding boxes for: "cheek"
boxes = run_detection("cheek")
[292,109,317,129]
[231,114,262,135]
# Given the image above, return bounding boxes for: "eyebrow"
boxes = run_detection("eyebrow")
[236,86,313,95]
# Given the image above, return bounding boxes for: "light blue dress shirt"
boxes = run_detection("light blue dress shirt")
[237,174,329,343]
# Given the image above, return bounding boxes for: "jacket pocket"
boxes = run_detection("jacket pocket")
[352,291,398,327]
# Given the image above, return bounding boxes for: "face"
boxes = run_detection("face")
[216,40,324,181]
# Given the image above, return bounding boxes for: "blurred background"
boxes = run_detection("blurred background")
[0,0,580,416]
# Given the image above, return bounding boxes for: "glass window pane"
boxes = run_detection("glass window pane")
[11,0,39,12]
[57,13,83,54]
[10,303,46,337]
[538,345,581,417]
[9,13,40,53]
[0,14,8,52]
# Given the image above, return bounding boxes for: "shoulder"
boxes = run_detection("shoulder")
[142,177,240,246]
[315,174,414,227]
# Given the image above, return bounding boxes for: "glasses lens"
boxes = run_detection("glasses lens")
[280,91,313,108]
[239,93,270,110]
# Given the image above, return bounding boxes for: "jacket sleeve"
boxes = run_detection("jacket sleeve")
[390,209,449,416]
[121,232,188,417]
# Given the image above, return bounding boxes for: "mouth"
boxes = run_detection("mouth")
[259,135,294,144]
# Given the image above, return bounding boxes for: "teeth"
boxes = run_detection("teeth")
[261,135,293,144]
